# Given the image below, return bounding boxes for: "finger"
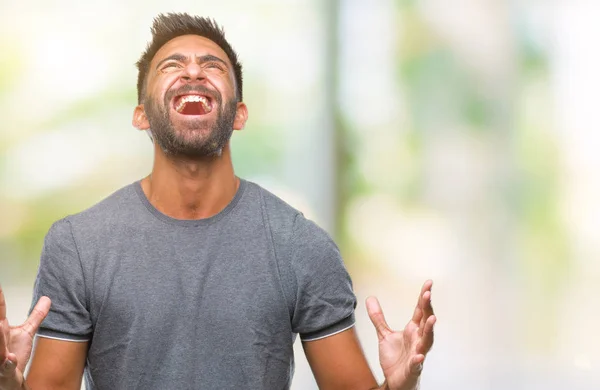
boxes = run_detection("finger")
[418,280,433,304]
[411,304,422,325]
[0,353,18,378]
[412,280,432,323]
[366,296,392,341]
[0,285,6,320]
[418,291,432,334]
[0,323,7,361]
[409,354,425,376]
[417,315,436,353]
[21,296,51,337]
[422,286,434,318]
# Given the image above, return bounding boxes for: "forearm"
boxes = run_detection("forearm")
[24,376,80,390]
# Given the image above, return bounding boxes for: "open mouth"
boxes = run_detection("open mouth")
[173,94,213,115]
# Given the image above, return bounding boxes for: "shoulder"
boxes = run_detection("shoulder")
[244,180,336,258]
[70,182,138,220]
[245,181,301,221]
[47,182,139,240]
[245,180,332,243]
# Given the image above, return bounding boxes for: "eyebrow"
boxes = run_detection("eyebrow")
[155,53,228,69]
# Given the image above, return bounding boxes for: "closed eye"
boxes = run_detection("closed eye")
[162,62,183,70]
[204,62,224,70]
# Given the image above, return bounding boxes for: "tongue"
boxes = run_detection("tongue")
[180,101,208,115]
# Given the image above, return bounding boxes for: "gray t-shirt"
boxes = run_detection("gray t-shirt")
[31,179,356,390]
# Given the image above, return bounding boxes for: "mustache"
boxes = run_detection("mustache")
[164,85,221,105]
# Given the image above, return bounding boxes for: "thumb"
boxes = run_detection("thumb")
[21,296,51,337]
[410,354,425,376]
[366,296,392,341]
[0,353,18,378]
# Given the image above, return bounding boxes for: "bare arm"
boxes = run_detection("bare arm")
[303,327,380,390]
[303,280,436,390]
[25,338,87,390]
[0,286,86,390]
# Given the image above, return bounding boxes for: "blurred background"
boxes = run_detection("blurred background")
[1,0,599,388]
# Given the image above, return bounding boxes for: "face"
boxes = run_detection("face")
[133,35,247,158]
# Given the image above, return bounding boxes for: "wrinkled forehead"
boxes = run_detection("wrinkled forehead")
[150,34,233,69]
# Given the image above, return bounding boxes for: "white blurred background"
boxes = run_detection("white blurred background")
[1,0,599,388]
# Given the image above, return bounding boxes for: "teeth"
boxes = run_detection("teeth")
[175,95,211,113]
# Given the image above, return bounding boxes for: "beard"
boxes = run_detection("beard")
[144,85,238,158]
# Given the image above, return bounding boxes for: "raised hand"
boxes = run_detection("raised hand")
[367,280,436,390]
[0,285,51,390]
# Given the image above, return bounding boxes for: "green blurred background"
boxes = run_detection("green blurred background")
[1,0,599,388]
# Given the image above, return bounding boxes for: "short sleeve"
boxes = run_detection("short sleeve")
[30,218,92,342]
[289,215,357,341]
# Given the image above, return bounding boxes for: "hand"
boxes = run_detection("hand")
[0,285,51,390]
[367,280,436,390]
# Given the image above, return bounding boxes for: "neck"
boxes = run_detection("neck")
[140,142,239,220]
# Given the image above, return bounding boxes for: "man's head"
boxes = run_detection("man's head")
[136,13,243,104]
[132,13,247,158]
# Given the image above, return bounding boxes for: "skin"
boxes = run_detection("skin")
[0,34,436,390]
[132,35,248,221]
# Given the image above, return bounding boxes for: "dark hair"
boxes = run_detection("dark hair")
[135,13,243,103]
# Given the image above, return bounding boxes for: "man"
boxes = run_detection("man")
[0,13,435,390]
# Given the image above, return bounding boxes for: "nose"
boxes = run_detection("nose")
[180,63,205,83]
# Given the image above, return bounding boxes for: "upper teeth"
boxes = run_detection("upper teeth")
[176,95,211,112]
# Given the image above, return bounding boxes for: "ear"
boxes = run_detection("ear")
[132,104,150,130]
[233,102,248,131]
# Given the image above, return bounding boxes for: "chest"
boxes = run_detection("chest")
[85,226,292,351]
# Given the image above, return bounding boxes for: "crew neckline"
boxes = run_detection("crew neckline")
[134,178,247,227]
